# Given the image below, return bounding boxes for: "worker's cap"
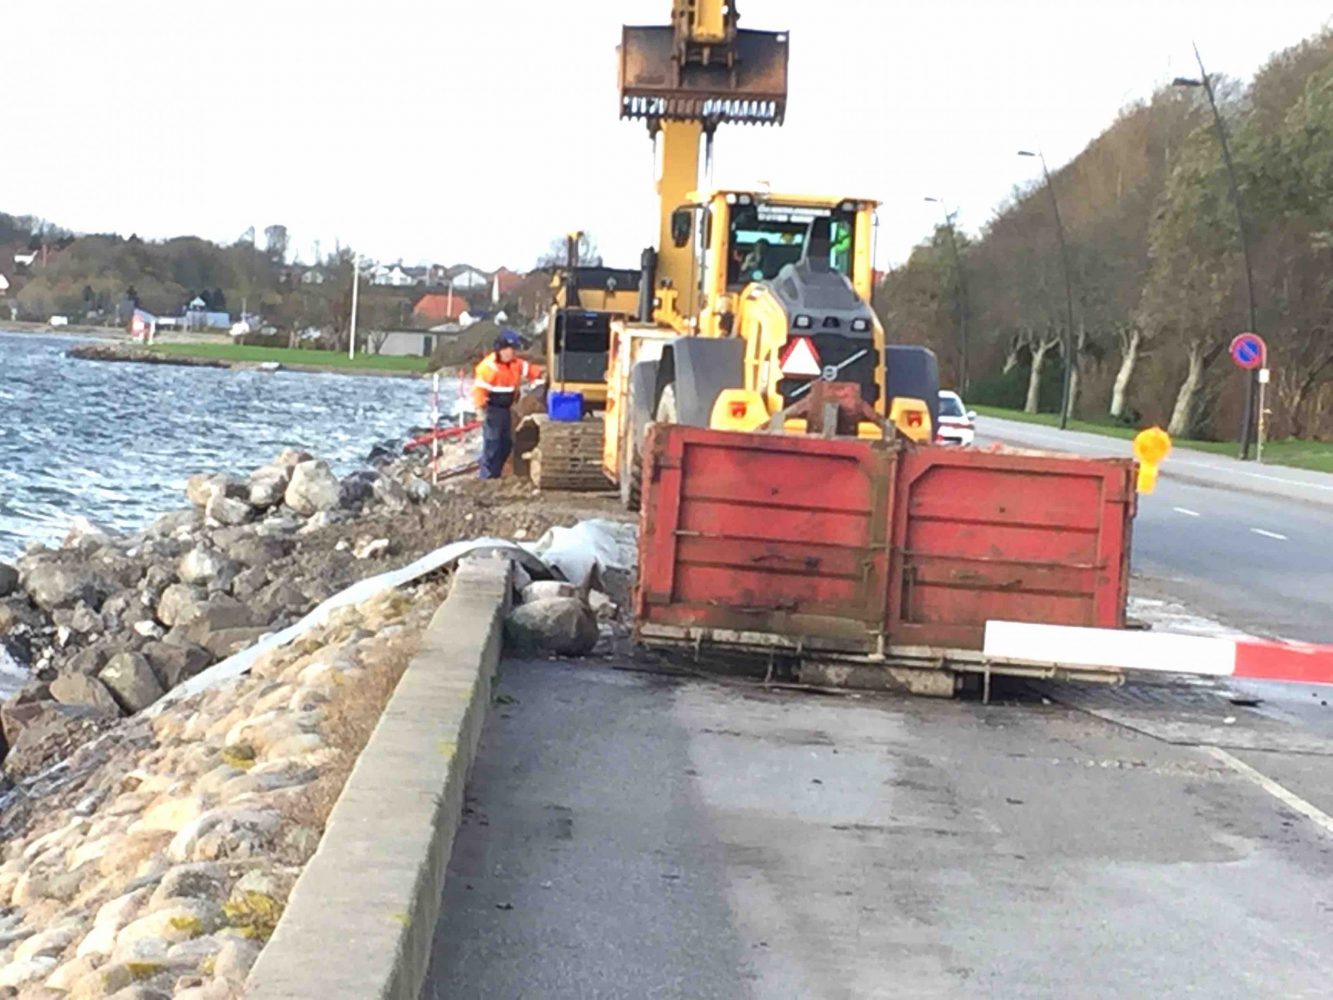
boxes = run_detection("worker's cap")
[494,329,524,350]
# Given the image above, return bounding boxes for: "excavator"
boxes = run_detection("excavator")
[522,0,939,506]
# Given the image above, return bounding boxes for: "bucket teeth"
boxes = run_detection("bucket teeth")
[619,25,789,125]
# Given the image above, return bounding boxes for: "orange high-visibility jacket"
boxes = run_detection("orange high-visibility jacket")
[472,352,544,409]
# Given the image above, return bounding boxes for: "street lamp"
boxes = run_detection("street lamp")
[924,197,969,392]
[1018,150,1077,430]
[1174,43,1260,459]
[348,255,364,361]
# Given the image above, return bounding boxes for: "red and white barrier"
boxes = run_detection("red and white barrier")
[984,621,1333,686]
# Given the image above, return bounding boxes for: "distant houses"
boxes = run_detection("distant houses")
[444,264,490,291]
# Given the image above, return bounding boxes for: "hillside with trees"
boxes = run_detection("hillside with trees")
[881,29,1333,441]
[0,219,547,351]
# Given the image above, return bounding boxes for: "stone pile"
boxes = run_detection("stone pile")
[0,449,436,784]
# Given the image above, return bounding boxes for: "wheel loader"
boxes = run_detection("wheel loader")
[521,0,940,505]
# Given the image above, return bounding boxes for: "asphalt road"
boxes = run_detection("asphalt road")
[422,658,1333,999]
[975,415,1333,644]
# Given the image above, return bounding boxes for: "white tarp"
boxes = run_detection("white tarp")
[521,519,637,590]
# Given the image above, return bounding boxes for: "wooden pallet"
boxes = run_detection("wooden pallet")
[521,416,612,491]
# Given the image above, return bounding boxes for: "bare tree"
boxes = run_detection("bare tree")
[536,232,602,269]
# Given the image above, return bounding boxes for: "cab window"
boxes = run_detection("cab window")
[726,203,857,288]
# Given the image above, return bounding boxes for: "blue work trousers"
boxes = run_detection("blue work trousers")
[479,406,513,479]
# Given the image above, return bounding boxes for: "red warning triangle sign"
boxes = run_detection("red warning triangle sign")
[778,337,821,377]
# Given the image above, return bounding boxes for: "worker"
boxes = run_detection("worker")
[472,329,544,479]
[741,238,770,280]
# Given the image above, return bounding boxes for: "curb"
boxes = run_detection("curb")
[246,554,512,999]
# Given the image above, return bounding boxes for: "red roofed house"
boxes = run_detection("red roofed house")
[412,289,471,325]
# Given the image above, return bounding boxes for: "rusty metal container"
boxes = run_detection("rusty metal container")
[635,424,1135,656]
[888,447,1135,650]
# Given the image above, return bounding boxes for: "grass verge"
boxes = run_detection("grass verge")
[148,342,431,373]
[973,405,1333,474]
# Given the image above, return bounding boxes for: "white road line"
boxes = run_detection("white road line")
[1206,746,1333,837]
[1173,507,1201,517]
[982,421,1333,492]
[1251,528,1289,541]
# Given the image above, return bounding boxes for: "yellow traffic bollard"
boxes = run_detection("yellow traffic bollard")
[1133,426,1172,494]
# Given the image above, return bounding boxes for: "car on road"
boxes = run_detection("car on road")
[936,390,976,446]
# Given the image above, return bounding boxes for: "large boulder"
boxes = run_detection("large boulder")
[253,580,310,621]
[505,597,599,656]
[284,461,343,516]
[99,652,165,712]
[0,562,18,598]
[49,673,122,715]
[149,508,201,538]
[274,448,313,467]
[221,534,289,568]
[64,640,118,676]
[194,626,270,659]
[178,548,235,587]
[183,595,264,660]
[339,471,378,511]
[247,465,293,509]
[186,473,227,508]
[189,594,259,634]
[51,601,103,636]
[157,583,207,628]
[2,700,111,780]
[142,640,212,688]
[20,562,104,611]
[0,596,44,634]
[231,565,270,600]
[205,492,252,527]
[371,475,409,511]
[1,682,51,747]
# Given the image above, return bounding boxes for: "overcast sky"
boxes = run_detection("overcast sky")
[7,1,1330,272]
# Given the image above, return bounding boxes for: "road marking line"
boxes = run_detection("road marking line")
[1173,507,1201,517]
[1250,528,1288,540]
[1206,746,1333,837]
[983,420,1333,492]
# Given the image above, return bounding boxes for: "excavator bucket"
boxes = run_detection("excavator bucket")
[619,25,788,124]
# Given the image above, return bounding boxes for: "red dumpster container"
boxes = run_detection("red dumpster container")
[635,423,1135,656]
[636,424,897,654]
[888,446,1135,650]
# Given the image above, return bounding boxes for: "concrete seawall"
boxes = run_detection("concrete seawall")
[246,555,511,999]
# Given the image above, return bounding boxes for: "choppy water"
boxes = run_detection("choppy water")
[0,332,456,561]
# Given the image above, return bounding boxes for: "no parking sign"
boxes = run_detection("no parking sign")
[1230,332,1267,370]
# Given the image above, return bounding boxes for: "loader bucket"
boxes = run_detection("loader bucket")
[619,25,789,125]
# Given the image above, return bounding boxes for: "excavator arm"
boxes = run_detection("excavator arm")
[619,2,789,323]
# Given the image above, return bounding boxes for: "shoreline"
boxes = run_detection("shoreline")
[1,323,125,341]
[66,342,432,380]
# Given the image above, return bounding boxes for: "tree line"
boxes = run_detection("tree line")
[879,29,1333,441]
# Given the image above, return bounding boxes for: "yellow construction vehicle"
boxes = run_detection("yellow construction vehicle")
[526,0,939,505]
[542,232,640,412]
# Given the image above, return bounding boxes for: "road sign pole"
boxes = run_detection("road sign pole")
[1239,371,1256,461]
[1257,365,1270,464]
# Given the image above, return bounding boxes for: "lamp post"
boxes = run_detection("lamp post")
[1174,44,1260,459]
[1018,150,1076,430]
[924,197,969,393]
[348,256,363,361]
